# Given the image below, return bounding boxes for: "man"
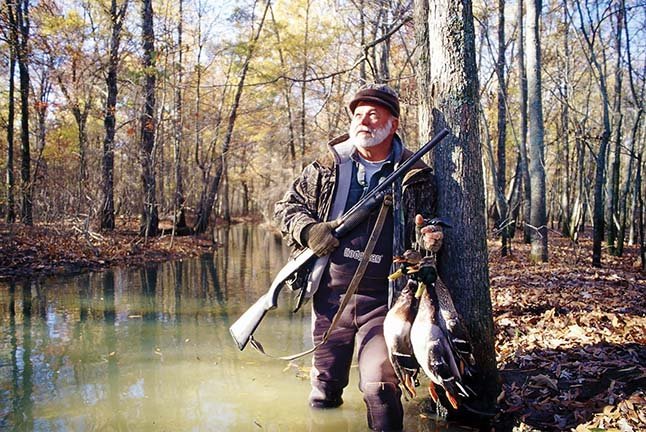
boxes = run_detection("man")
[274,84,443,431]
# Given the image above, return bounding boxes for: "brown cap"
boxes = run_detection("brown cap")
[349,84,400,118]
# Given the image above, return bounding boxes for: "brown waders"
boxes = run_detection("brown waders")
[310,273,403,431]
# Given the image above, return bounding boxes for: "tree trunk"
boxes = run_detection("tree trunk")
[559,0,572,237]
[139,0,159,237]
[606,4,624,255]
[5,0,17,223]
[574,0,612,267]
[415,0,498,419]
[71,106,90,213]
[496,0,509,255]
[526,0,547,262]
[173,0,186,230]
[192,1,270,234]
[100,0,128,230]
[517,0,531,243]
[16,0,31,225]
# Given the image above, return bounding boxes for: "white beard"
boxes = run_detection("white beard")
[350,118,393,149]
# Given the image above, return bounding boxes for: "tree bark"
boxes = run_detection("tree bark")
[526,0,547,262]
[517,0,531,243]
[100,0,128,230]
[415,0,498,419]
[173,0,186,231]
[5,0,17,223]
[496,0,510,255]
[140,0,159,237]
[16,0,31,225]
[574,0,612,267]
[559,0,572,237]
[606,4,624,255]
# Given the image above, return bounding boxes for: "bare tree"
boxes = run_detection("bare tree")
[172,0,187,231]
[573,0,612,267]
[526,0,547,262]
[517,0,531,243]
[100,0,129,230]
[16,0,32,225]
[3,0,17,223]
[140,0,159,237]
[193,0,271,234]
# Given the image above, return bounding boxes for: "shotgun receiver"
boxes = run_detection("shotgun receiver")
[229,128,450,351]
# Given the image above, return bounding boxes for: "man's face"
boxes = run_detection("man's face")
[349,102,398,149]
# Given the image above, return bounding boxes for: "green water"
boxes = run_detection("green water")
[0,225,450,431]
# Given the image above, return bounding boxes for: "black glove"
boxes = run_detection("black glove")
[304,221,340,257]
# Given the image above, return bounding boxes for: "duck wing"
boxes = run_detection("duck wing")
[383,279,419,399]
[411,285,470,410]
[433,277,476,375]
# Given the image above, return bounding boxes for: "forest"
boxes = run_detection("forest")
[0,0,645,430]
[1,0,644,268]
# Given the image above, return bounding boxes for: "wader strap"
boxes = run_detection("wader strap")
[249,195,393,361]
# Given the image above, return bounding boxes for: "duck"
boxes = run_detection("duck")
[433,276,476,375]
[410,274,471,410]
[412,256,476,376]
[383,278,420,399]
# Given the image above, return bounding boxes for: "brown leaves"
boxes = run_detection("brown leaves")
[491,236,646,431]
[0,219,217,280]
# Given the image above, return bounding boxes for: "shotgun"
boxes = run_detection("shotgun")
[229,128,450,351]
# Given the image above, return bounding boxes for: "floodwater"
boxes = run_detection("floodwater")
[0,224,453,431]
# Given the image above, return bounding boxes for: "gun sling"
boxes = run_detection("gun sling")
[248,195,393,361]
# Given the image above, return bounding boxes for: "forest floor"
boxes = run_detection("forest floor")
[0,218,644,431]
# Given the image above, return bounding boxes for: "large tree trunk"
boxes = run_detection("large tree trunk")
[16,0,31,225]
[5,0,17,223]
[139,0,159,237]
[415,0,498,419]
[526,0,547,262]
[100,0,128,230]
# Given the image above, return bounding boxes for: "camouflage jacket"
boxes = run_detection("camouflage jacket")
[273,133,438,300]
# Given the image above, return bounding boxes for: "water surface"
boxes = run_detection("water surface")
[0,224,451,431]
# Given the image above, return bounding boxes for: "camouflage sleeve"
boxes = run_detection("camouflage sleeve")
[273,163,322,249]
[401,168,438,248]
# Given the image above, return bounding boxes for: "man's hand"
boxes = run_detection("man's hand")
[304,221,340,257]
[415,214,444,253]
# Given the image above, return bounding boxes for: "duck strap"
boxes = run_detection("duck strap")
[249,195,393,361]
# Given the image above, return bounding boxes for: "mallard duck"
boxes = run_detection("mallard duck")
[410,279,470,410]
[433,277,476,375]
[383,278,419,399]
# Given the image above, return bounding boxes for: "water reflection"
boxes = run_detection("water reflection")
[0,224,455,431]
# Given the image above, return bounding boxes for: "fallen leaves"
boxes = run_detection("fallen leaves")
[0,219,218,280]
[491,235,645,431]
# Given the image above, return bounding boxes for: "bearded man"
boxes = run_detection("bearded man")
[274,84,443,431]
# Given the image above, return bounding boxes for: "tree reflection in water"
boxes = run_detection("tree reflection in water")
[0,224,454,431]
